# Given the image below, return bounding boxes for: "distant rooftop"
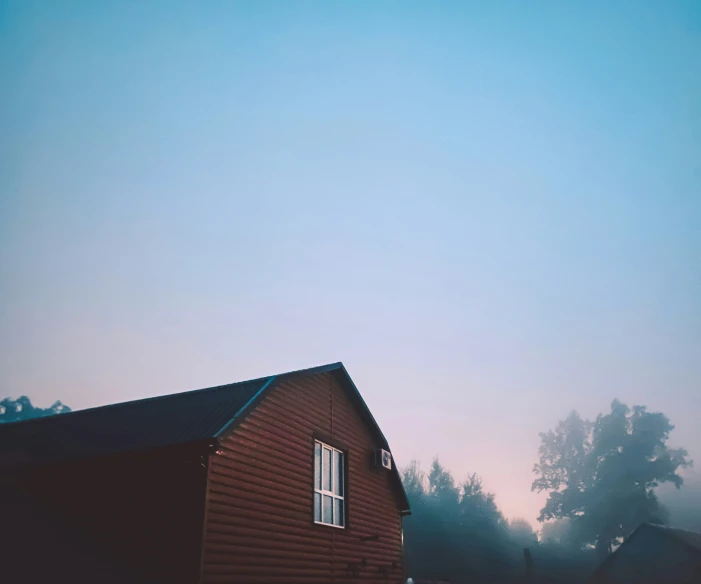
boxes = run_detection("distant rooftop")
[644,523,701,554]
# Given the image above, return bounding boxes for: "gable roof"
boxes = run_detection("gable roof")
[0,362,410,512]
[647,524,701,555]
[589,523,701,581]
[0,376,271,465]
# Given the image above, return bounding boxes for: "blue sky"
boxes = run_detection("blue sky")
[1,0,700,525]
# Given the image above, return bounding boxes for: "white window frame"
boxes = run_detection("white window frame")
[314,440,345,528]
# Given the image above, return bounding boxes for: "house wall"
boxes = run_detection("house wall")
[201,371,404,584]
[592,528,701,584]
[4,446,208,584]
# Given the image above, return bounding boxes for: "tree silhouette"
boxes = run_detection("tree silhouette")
[509,518,537,548]
[0,396,71,424]
[659,473,701,533]
[541,518,575,547]
[402,459,597,583]
[532,400,691,560]
[401,459,519,583]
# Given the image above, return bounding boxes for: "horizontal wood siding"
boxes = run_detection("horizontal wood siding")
[202,372,404,583]
[5,448,207,584]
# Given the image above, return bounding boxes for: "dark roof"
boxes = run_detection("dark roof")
[589,523,701,581]
[0,362,410,512]
[646,524,701,554]
[0,375,272,465]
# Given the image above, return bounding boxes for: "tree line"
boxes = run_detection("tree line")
[401,399,692,583]
[0,396,71,424]
[1,394,693,582]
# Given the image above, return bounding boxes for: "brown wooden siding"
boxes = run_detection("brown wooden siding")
[201,372,404,584]
[4,446,208,584]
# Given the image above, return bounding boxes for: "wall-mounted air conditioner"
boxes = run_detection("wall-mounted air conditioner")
[374,448,392,470]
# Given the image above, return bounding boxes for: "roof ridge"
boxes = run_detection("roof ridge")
[0,362,344,429]
[647,523,700,534]
[0,376,274,429]
[640,523,701,555]
[0,360,409,514]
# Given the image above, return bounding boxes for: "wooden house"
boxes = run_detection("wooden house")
[0,362,410,583]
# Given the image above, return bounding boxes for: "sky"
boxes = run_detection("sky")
[1,0,700,527]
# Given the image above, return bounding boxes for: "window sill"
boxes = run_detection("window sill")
[313,520,346,530]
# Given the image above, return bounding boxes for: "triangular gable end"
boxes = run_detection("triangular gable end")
[213,362,411,515]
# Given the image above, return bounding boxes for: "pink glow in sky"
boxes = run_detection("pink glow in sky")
[2,1,699,529]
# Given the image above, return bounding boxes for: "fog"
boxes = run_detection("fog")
[1,2,699,583]
[397,400,696,583]
[3,393,698,583]
[660,471,701,533]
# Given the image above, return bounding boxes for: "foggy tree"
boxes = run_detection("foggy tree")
[0,396,71,424]
[423,460,462,578]
[402,460,427,498]
[659,473,701,533]
[509,518,537,548]
[402,458,597,583]
[455,472,513,581]
[541,518,574,546]
[459,473,508,534]
[532,400,691,560]
[401,459,518,583]
[401,460,451,581]
[428,458,460,501]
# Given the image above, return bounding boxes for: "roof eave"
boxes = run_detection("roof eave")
[330,363,411,514]
[213,376,278,442]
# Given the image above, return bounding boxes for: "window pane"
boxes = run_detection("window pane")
[334,498,344,527]
[314,493,321,522]
[333,450,343,496]
[314,443,321,490]
[322,447,331,492]
[323,494,333,524]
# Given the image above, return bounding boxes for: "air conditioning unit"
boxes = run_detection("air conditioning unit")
[374,448,392,470]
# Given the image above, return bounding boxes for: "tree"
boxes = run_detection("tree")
[532,400,691,560]
[659,472,701,533]
[402,460,427,499]
[456,473,514,582]
[402,459,518,584]
[541,518,574,546]
[0,396,71,424]
[459,473,508,534]
[428,458,460,505]
[509,518,537,548]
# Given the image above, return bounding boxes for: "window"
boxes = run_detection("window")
[314,441,345,528]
